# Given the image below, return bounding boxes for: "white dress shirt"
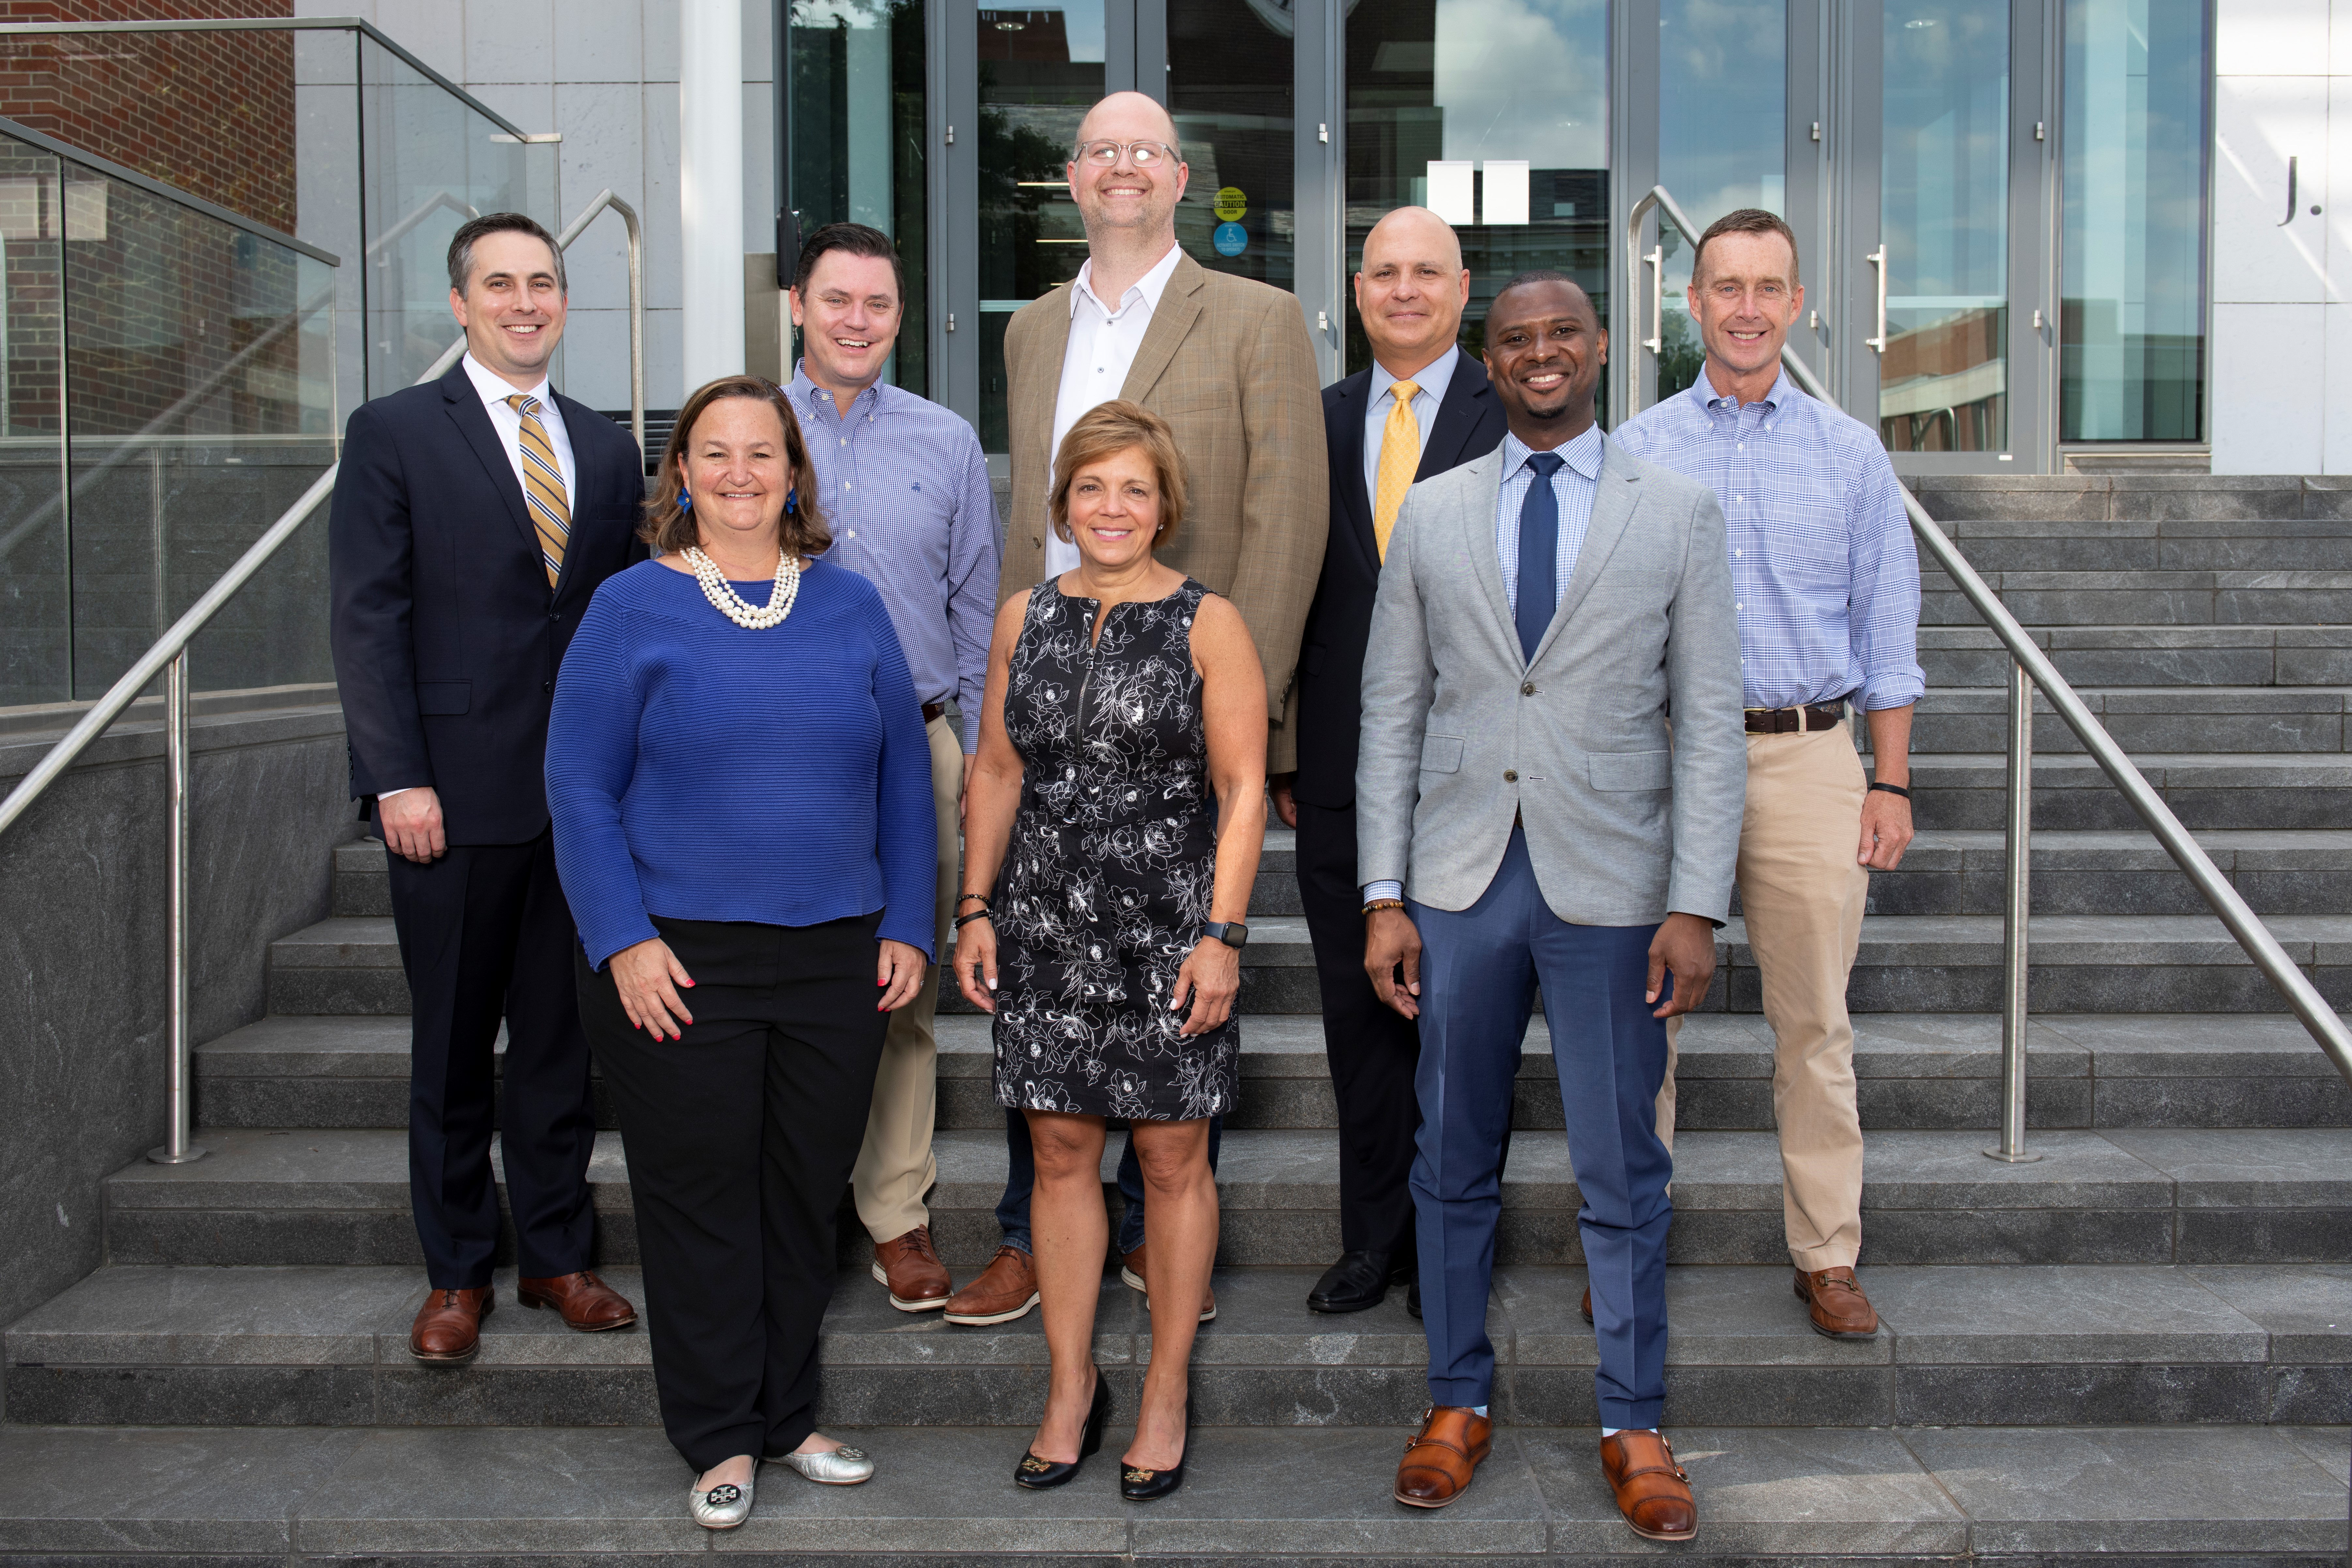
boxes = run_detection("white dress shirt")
[1043,242,1185,579]
[462,351,576,511]
[1362,344,1461,502]
[379,356,580,804]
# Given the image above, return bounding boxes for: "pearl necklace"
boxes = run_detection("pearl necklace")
[683,545,801,629]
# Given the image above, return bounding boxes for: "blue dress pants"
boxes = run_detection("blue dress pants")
[1410,826,1674,1430]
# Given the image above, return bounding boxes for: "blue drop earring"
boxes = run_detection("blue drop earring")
[784,487,798,516]
[678,490,693,511]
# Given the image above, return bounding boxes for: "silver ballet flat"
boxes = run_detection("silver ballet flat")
[689,1474,753,1529]
[772,1444,874,1485]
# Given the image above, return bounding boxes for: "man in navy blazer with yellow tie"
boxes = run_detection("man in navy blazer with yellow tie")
[331,213,645,1365]
[1274,207,1508,1316]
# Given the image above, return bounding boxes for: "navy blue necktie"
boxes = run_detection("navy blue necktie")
[1515,451,1566,662]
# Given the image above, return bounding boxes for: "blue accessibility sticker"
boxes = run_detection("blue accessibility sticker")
[1212,221,1248,257]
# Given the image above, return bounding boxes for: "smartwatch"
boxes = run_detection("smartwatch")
[1203,921,1250,950]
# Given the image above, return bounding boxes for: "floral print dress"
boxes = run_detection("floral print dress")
[990,576,1239,1122]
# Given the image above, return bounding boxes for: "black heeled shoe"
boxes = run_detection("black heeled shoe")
[1119,1381,1192,1502]
[1014,1365,1111,1490]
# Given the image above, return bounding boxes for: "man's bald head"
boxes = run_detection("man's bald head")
[1355,206,1471,375]
[1074,90,1180,153]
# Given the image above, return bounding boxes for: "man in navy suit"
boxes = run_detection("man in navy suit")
[331,213,645,1363]
[1273,207,1510,1314]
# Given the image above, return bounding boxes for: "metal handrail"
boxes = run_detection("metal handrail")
[0,187,645,1165]
[1623,183,2352,1160]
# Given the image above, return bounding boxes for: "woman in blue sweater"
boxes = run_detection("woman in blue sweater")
[547,375,935,1529]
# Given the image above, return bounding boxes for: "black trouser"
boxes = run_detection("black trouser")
[387,829,597,1288]
[579,912,888,1471]
[1295,799,1426,1261]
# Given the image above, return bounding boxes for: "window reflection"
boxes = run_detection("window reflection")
[1880,3,2009,453]
[1171,0,1293,290]
[2061,0,2205,442]
[1345,0,1608,395]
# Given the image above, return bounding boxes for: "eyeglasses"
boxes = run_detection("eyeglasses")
[1072,139,1181,168]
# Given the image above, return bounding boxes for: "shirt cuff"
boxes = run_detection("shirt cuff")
[374,787,420,802]
[1363,879,1403,904]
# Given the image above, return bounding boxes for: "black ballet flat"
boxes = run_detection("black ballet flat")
[1119,1383,1193,1502]
[1014,1366,1111,1490]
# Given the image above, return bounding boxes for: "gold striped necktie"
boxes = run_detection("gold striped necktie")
[506,394,570,588]
[1372,379,1422,560]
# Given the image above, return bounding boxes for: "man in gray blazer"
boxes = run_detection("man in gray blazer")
[1358,273,1744,1540]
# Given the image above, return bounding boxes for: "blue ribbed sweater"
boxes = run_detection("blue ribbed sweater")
[547,558,937,970]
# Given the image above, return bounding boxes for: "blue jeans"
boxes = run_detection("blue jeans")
[996,1108,1224,1256]
[1411,826,1674,1428]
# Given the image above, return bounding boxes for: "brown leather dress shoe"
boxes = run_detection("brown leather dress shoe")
[942,1246,1039,1325]
[1600,1430,1696,1541]
[409,1285,493,1363]
[872,1225,953,1312]
[1794,1266,1880,1339]
[1123,1244,1216,1323]
[1393,1406,1492,1509]
[517,1270,638,1331]
[1580,1286,1592,1324]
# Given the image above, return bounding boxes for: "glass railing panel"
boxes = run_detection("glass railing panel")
[358,32,557,397]
[59,162,336,699]
[0,133,69,711]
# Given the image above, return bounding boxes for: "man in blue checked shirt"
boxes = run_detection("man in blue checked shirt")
[1615,208,1924,1342]
[786,222,1000,1316]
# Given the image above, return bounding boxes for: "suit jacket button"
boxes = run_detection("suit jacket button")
[1521,681,1535,696]
[542,680,552,692]
[1504,769,1518,783]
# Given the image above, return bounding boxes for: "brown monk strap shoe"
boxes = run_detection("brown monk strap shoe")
[872,1225,952,1312]
[1392,1405,1492,1509]
[1794,1266,1880,1339]
[1124,1244,1216,1323]
[409,1285,493,1363]
[1580,1286,1593,1324]
[1600,1429,1696,1541]
[517,1270,638,1331]
[943,1246,1039,1325]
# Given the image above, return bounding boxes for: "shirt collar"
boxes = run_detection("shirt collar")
[1369,343,1461,412]
[462,351,552,411]
[1687,363,1799,416]
[790,360,887,422]
[1502,422,1604,482]
[1071,241,1184,322]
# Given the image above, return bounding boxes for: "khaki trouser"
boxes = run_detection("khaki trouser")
[1659,723,1869,1271]
[852,713,963,1244]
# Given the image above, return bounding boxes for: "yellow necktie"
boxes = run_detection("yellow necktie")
[506,394,570,588]
[1372,379,1422,559]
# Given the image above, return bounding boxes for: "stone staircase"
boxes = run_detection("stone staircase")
[4,474,2349,1562]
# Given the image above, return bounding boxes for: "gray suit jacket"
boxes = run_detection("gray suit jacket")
[1357,434,1747,925]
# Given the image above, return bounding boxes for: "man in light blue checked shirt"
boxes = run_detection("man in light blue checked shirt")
[1615,208,1923,1342]
[786,223,1000,1316]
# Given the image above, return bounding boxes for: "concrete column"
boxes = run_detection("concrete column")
[680,0,746,395]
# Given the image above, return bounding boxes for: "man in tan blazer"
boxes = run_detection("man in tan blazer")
[942,89,1327,1329]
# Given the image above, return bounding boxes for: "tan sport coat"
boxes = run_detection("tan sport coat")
[1001,250,1329,771]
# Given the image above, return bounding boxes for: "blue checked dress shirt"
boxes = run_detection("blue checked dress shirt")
[791,365,1001,751]
[1362,423,1604,905]
[1613,367,1924,713]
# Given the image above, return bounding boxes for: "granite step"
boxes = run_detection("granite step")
[1924,513,2352,571]
[1898,686,2352,756]
[1918,624,2352,691]
[194,1012,2351,1136]
[263,910,2352,1018]
[95,1124,2352,1270]
[1905,752,2352,831]
[1921,568,2352,628]
[8,1260,2346,1431]
[1865,829,2352,917]
[1910,472,2352,527]
[0,1419,2339,1562]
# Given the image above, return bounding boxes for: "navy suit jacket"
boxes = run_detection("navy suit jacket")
[330,362,646,845]
[1292,353,1509,809]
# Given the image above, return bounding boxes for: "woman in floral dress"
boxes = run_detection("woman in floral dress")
[955,401,1265,1502]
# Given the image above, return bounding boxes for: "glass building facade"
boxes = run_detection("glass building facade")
[782,0,2213,474]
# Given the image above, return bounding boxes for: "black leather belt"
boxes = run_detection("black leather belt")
[1745,699,1846,735]
[921,702,947,724]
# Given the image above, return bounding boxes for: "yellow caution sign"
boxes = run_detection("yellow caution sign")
[1213,186,1247,222]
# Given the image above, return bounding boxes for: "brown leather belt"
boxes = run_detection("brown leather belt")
[1745,699,1846,735]
[921,702,947,725]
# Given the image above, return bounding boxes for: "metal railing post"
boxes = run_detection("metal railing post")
[148,649,203,1165]
[1987,658,2040,1163]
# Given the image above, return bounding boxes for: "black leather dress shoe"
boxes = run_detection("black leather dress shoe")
[1014,1367,1111,1490]
[1306,1250,1405,1313]
[1406,1281,1422,1319]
